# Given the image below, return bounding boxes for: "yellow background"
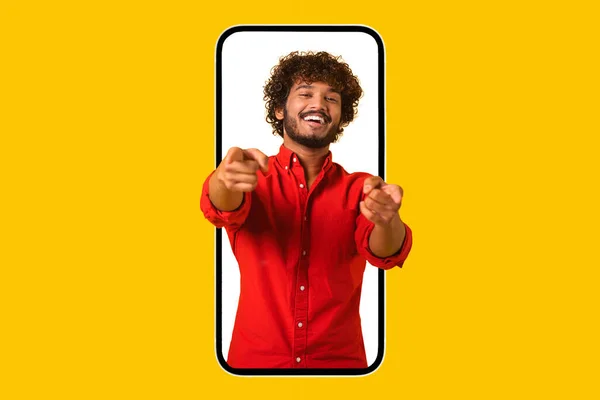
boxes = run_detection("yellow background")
[2,1,599,399]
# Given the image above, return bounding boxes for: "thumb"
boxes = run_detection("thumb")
[363,175,384,194]
[243,148,269,173]
[225,147,244,163]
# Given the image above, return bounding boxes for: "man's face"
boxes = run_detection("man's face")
[276,80,342,149]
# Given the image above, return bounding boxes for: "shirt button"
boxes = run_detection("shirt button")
[293,157,297,162]
[300,285,305,291]
[296,357,301,363]
[302,250,306,256]
[285,166,288,170]
[304,215,307,221]
[297,322,303,328]
[299,183,304,188]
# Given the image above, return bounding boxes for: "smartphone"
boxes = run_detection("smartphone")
[215,25,385,376]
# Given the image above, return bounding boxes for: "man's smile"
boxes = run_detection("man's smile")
[300,112,330,127]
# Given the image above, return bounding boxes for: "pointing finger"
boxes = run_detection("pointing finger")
[223,160,260,175]
[225,147,244,163]
[243,148,269,173]
[381,185,403,205]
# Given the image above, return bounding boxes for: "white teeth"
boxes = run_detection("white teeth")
[303,115,324,124]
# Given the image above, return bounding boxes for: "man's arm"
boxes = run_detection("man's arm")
[209,147,269,211]
[368,214,406,257]
[359,176,406,257]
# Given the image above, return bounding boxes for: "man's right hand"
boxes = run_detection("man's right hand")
[216,147,269,192]
[208,147,268,212]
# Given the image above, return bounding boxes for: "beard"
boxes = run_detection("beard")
[283,108,340,149]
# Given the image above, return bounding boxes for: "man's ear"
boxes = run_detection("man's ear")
[275,107,284,121]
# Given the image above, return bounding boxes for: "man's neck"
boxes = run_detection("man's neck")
[283,135,330,187]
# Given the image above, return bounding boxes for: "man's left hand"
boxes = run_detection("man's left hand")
[360,176,403,226]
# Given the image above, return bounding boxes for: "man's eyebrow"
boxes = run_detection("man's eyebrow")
[294,85,341,95]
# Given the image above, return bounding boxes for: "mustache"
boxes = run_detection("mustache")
[299,111,331,124]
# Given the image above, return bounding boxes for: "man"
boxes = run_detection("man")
[201,51,413,369]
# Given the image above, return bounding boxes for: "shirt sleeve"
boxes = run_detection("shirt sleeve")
[355,212,413,270]
[199,170,252,231]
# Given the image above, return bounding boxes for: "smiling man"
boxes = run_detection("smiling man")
[200,51,413,369]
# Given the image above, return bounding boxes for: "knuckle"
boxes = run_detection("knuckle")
[223,162,235,172]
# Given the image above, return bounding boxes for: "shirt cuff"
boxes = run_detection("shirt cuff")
[357,221,413,270]
[200,170,252,230]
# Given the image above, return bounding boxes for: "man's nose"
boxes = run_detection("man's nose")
[308,96,327,111]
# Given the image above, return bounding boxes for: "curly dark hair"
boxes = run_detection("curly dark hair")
[263,51,363,141]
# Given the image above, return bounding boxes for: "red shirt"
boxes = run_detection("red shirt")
[201,145,412,369]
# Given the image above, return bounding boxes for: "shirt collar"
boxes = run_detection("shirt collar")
[276,144,333,172]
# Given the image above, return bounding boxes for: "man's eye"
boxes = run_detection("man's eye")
[326,97,338,103]
[299,93,311,97]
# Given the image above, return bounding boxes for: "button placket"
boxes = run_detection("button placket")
[291,151,317,368]
[292,159,309,368]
